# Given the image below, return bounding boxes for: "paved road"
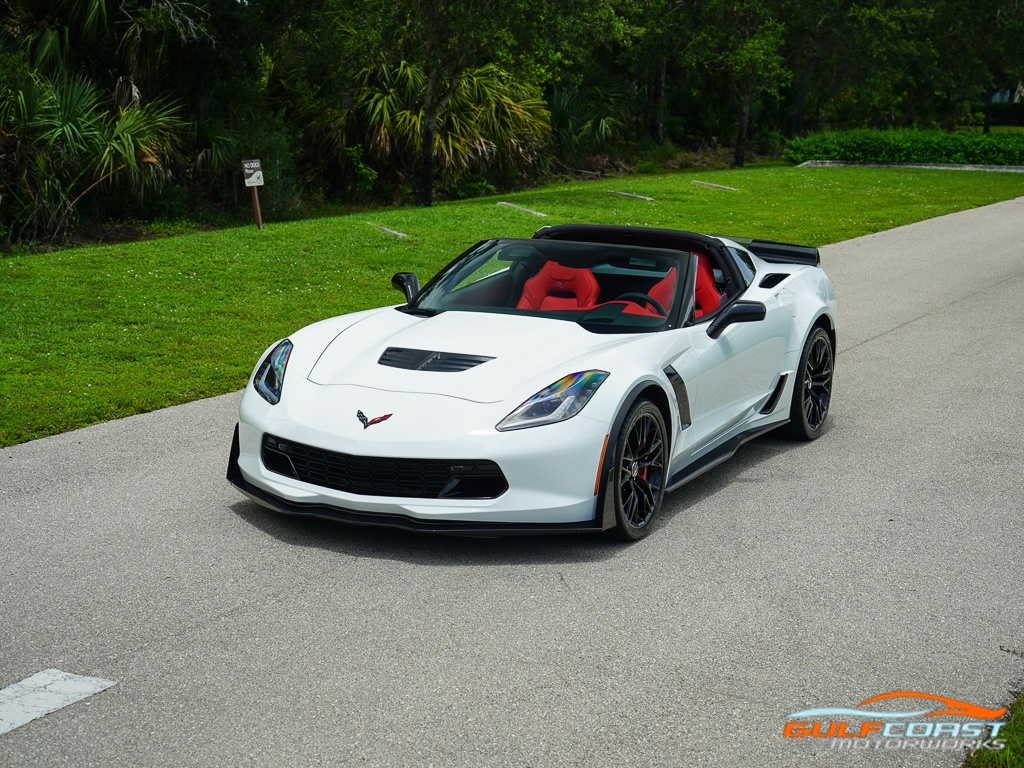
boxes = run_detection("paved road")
[2,198,1023,767]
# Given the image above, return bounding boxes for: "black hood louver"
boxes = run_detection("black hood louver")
[378,347,495,372]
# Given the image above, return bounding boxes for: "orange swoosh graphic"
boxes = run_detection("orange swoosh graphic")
[858,691,1007,720]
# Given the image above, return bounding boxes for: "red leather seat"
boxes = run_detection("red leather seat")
[649,268,676,309]
[616,268,676,316]
[694,255,722,319]
[517,262,601,311]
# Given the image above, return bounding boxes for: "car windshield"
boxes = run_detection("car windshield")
[407,239,684,333]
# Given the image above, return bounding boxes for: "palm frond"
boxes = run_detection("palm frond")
[36,74,103,157]
[96,97,185,194]
[26,26,69,73]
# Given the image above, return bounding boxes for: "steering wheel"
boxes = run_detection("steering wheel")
[613,292,668,316]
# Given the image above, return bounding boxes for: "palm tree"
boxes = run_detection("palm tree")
[331,60,550,194]
[0,0,196,241]
[1,70,184,240]
[547,74,629,162]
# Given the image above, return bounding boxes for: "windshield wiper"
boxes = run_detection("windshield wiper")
[397,305,442,317]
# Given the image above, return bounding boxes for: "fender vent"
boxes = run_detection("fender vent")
[760,374,789,414]
[379,347,494,372]
[758,273,788,289]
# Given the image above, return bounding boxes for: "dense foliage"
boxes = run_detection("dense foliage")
[1,0,1022,242]
[784,129,1024,165]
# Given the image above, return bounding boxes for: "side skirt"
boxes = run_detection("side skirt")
[664,420,788,493]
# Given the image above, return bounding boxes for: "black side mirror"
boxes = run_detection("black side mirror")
[707,300,766,339]
[391,272,421,302]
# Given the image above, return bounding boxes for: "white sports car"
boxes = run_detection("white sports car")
[228,225,837,540]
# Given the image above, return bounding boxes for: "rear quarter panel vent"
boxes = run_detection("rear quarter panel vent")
[758,273,788,289]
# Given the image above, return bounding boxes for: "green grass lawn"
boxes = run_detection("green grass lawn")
[2,164,1022,447]
[966,693,1024,768]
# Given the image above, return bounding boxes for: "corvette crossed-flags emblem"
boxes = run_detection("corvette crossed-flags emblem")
[356,410,392,429]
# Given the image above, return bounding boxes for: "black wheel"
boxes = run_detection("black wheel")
[612,292,668,316]
[785,327,833,440]
[605,399,667,541]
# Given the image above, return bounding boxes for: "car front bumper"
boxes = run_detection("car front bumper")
[227,385,615,533]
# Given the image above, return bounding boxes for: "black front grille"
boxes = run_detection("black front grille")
[378,347,494,372]
[261,434,508,499]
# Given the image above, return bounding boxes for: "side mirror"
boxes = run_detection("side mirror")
[707,300,766,339]
[391,272,421,302]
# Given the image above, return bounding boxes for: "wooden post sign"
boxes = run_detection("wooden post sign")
[242,159,264,230]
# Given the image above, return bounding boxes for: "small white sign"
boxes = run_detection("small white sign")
[242,159,264,187]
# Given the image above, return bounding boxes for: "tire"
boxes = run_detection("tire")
[604,398,667,541]
[784,326,834,440]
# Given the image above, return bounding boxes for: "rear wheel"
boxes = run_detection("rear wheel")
[605,399,667,541]
[784,327,833,440]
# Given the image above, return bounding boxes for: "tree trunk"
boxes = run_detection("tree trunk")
[416,70,461,207]
[983,87,997,134]
[732,95,751,168]
[904,83,916,127]
[789,58,816,138]
[651,57,667,144]
[417,119,436,207]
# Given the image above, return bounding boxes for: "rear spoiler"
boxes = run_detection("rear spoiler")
[722,237,820,267]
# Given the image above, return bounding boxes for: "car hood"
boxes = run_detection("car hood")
[306,308,628,403]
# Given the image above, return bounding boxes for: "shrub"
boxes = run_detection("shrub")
[784,130,1024,166]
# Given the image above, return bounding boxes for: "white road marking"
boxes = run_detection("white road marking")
[0,669,116,735]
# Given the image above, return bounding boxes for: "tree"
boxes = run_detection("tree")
[350,60,551,187]
[777,0,856,137]
[612,0,696,145]
[693,0,790,166]
[0,1,190,240]
[341,0,579,205]
[0,69,183,240]
[954,0,1024,132]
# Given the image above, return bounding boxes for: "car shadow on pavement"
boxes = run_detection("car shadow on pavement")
[229,498,621,566]
[227,427,824,567]
[658,433,815,527]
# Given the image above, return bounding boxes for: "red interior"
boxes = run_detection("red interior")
[517,263,601,311]
[648,268,677,309]
[516,257,721,319]
[615,268,677,316]
[694,255,722,319]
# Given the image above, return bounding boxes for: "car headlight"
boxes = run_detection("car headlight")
[496,370,609,431]
[253,339,293,405]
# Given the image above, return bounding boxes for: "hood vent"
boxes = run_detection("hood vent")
[378,347,495,372]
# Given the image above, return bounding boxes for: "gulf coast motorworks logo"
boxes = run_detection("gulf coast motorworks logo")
[784,691,1009,752]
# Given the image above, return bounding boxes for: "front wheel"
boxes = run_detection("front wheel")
[605,399,667,541]
[784,326,834,440]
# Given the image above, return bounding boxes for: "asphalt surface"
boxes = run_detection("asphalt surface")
[2,197,1023,767]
